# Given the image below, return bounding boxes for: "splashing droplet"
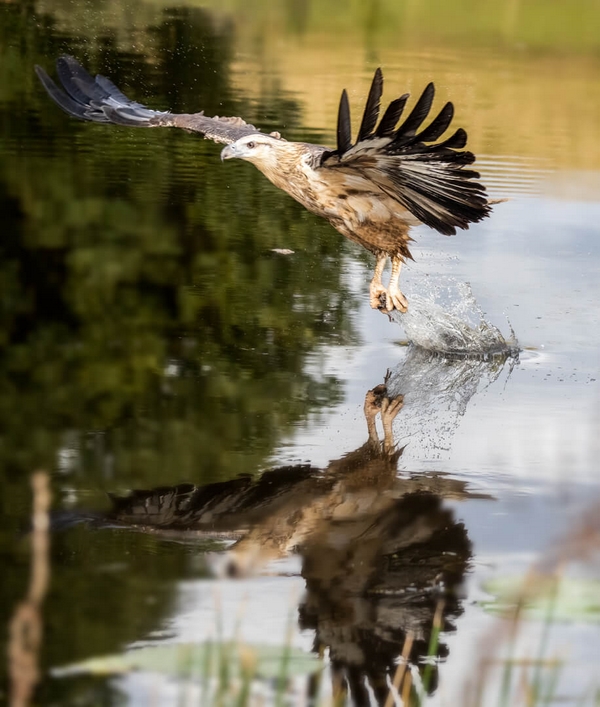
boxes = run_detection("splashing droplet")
[391,278,518,358]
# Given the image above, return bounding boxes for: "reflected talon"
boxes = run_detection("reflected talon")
[381,394,403,451]
[381,395,404,426]
[365,386,404,451]
[364,389,380,417]
[381,395,404,421]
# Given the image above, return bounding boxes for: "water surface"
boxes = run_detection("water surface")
[1,1,599,704]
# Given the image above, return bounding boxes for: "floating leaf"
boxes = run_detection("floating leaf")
[53,641,322,679]
[481,576,600,623]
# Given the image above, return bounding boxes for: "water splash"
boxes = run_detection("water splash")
[386,344,512,462]
[390,278,519,358]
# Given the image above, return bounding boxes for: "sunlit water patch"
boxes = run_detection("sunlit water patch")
[476,154,553,199]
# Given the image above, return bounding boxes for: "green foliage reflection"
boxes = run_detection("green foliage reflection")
[0,2,356,489]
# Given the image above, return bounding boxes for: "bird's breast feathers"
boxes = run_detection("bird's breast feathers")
[256,143,418,242]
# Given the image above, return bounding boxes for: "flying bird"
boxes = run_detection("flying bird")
[35,56,490,312]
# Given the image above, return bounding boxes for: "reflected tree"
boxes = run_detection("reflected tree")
[0,1,357,487]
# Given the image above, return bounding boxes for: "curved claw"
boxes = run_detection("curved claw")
[385,284,408,313]
[369,286,408,313]
[381,394,404,452]
[369,283,388,310]
[369,253,409,312]
[381,395,404,421]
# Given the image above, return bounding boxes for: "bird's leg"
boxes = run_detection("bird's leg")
[364,385,403,453]
[380,395,403,454]
[369,253,388,309]
[364,386,383,444]
[385,256,409,312]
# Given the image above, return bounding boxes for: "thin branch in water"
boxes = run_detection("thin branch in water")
[8,472,52,707]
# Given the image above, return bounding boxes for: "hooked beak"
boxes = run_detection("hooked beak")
[220,144,237,161]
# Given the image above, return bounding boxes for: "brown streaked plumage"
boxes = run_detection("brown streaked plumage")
[35,56,491,312]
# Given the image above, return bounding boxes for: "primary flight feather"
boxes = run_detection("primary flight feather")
[35,56,491,312]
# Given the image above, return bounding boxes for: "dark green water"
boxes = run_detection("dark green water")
[1,1,599,705]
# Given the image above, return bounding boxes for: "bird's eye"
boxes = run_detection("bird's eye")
[247,141,255,149]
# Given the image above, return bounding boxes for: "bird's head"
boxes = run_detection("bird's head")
[220,134,284,170]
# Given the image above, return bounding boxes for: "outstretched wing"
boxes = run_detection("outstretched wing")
[35,55,265,145]
[320,69,490,235]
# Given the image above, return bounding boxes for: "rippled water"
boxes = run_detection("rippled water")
[1,1,599,705]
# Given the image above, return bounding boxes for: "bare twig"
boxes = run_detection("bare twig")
[8,472,52,707]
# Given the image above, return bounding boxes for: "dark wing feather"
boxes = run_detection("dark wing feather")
[375,95,408,138]
[320,71,490,235]
[36,62,100,121]
[56,55,105,106]
[109,466,320,531]
[35,55,263,145]
[434,127,467,151]
[413,101,453,143]
[389,82,435,147]
[357,67,383,142]
[336,89,352,154]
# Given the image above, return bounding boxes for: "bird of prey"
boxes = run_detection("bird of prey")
[35,56,490,312]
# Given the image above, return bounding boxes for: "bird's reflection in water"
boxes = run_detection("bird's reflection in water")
[296,388,474,705]
[107,354,499,705]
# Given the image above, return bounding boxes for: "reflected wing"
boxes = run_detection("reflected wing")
[35,55,263,145]
[109,466,320,531]
[319,69,490,235]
